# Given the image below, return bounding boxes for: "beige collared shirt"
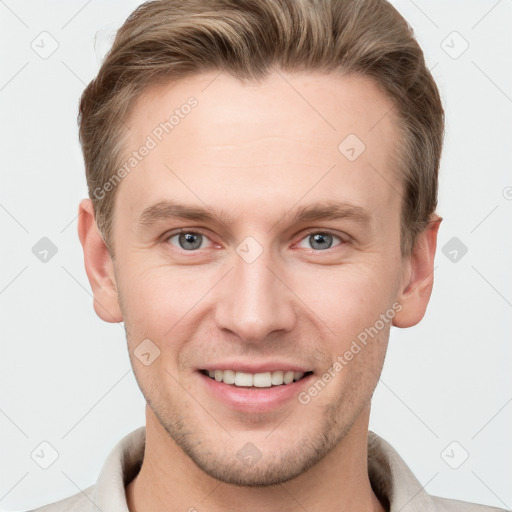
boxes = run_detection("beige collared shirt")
[29,427,506,512]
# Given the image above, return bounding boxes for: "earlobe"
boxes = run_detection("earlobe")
[392,216,442,328]
[77,199,123,323]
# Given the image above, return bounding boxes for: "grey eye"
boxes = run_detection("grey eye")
[309,233,334,250]
[169,232,205,250]
[297,232,342,251]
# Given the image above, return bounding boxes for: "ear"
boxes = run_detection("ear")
[393,216,442,328]
[77,198,123,323]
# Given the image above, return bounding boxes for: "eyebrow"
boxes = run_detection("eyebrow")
[138,199,372,230]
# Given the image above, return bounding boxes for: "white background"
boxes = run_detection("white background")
[0,1,511,510]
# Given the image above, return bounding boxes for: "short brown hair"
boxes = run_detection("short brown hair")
[78,0,444,256]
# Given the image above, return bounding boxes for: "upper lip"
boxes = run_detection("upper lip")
[199,360,312,373]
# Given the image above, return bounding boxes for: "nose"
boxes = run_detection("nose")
[214,245,296,344]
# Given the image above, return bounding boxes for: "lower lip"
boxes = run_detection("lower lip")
[198,372,313,413]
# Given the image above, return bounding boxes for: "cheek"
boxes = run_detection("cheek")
[297,263,398,335]
[294,263,397,395]
[116,260,212,342]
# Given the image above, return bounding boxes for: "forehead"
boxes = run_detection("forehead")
[116,70,402,229]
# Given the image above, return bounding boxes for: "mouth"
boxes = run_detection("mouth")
[199,369,314,388]
[198,366,315,413]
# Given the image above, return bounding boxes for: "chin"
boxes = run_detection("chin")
[152,400,353,487]
[181,442,324,487]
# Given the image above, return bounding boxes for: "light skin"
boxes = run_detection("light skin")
[78,70,440,512]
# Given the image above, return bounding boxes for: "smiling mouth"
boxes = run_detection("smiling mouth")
[200,369,314,388]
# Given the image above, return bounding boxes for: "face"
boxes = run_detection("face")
[103,71,410,485]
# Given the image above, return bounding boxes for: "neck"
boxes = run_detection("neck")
[126,404,385,512]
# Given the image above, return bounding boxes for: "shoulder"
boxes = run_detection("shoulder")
[367,431,508,512]
[430,495,508,512]
[26,485,95,512]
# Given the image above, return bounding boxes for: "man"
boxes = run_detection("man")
[31,0,505,510]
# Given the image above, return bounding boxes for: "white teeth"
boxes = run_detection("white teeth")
[223,369,235,384]
[205,369,309,387]
[271,371,284,385]
[283,371,294,384]
[253,372,272,388]
[234,372,253,387]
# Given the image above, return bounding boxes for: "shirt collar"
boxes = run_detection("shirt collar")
[92,427,435,512]
[367,431,436,511]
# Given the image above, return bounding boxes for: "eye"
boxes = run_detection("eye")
[166,231,212,251]
[164,229,345,254]
[296,231,344,251]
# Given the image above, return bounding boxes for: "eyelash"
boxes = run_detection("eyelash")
[163,228,347,253]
